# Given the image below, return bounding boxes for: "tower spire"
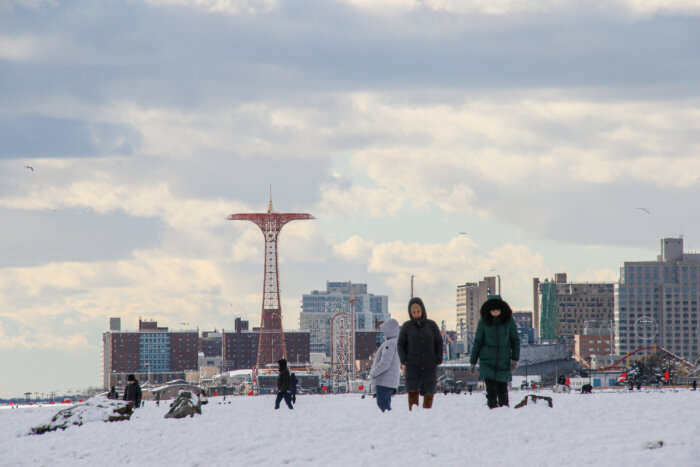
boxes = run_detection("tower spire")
[267,184,274,213]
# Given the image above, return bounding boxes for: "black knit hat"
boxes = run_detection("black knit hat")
[127,374,136,382]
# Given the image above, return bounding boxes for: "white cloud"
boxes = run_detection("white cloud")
[139,0,279,15]
[341,0,700,17]
[333,234,545,322]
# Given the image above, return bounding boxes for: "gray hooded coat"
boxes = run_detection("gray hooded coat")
[369,319,401,389]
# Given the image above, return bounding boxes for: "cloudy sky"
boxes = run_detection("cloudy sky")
[2,0,700,398]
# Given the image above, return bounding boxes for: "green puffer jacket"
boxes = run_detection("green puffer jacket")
[470,297,520,383]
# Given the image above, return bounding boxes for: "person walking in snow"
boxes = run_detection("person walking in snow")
[398,297,443,410]
[123,374,142,408]
[369,318,401,412]
[290,373,299,404]
[470,295,520,409]
[275,359,294,410]
[693,380,697,391]
[108,386,119,399]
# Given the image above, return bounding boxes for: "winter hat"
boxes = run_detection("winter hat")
[278,359,287,368]
[127,374,136,382]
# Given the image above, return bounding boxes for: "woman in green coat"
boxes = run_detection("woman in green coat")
[469,295,520,408]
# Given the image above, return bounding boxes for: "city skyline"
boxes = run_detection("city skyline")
[2,0,700,397]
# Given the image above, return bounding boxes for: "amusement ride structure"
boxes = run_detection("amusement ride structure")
[228,194,314,370]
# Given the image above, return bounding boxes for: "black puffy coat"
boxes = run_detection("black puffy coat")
[277,359,291,393]
[398,297,443,370]
[123,380,142,408]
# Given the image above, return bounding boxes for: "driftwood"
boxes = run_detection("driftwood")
[514,394,553,409]
[164,390,203,419]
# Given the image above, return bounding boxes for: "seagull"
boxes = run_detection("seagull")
[459,232,467,235]
[25,165,34,171]
[636,207,650,214]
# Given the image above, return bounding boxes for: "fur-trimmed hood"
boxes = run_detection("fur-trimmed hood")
[480,296,513,324]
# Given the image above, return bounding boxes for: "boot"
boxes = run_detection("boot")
[408,391,420,411]
[422,394,434,409]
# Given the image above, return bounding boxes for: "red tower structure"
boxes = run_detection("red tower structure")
[228,198,314,369]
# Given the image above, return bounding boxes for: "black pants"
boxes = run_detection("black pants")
[485,379,509,408]
[275,391,293,410]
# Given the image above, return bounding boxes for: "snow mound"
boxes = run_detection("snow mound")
[29,396,134,435]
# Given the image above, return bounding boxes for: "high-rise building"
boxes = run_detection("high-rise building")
[299,281,389,355]
[102,319,198,390]
[456,277,496,343]
[615,238,700,362]
[534,273,614,346]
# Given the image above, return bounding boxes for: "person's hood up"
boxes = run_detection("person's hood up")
[480,295,513,324]
[278,358,288,370]
[379,318,400,339]
[407,297,427,325]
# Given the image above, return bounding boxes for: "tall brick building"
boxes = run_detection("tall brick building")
[102,319,198,390]
[222,318,311,371]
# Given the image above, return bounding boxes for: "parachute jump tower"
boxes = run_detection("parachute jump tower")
[227,196,314,369]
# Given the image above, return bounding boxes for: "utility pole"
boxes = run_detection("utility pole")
[609,319,614,366]
[350,297,356,382]
[410,275,414,298]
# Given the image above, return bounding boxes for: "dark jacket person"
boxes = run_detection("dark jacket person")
[397,297,443,410]
[275,359,293,410]
[123,374,142,408]
[470,295,520,409]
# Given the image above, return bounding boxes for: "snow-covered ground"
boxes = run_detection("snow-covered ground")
[1,389,698,466]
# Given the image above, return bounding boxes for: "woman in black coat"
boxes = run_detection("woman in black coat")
[397,297,443,410]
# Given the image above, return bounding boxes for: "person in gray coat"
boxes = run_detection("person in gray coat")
[369,318,401,412]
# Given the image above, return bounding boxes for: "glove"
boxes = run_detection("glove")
[510,360,518,371]
[470,364,476,375]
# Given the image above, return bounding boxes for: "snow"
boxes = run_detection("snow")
[1,389,698,466]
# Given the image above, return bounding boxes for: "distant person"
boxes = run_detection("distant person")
[581,384,593,394]
[368,318,400,412]
[275,359,293,410]
[290,373,299,404]
[693,380,697,391]
[469,295,520,409]
[467,384,473,395]
[108,386,119,399]
[155,391,161,407]
[123,374,142,408]
[398,297,443,410]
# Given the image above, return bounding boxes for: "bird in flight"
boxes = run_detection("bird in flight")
[636,207,650,214]
[25,165,34,171]
[459,232,467,235]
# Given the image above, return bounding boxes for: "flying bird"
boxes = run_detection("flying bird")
[25,165,34,171]
[636,207,651,214]
[459,232,467,235]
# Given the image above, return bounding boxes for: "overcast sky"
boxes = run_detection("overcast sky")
[2,0,700,398]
